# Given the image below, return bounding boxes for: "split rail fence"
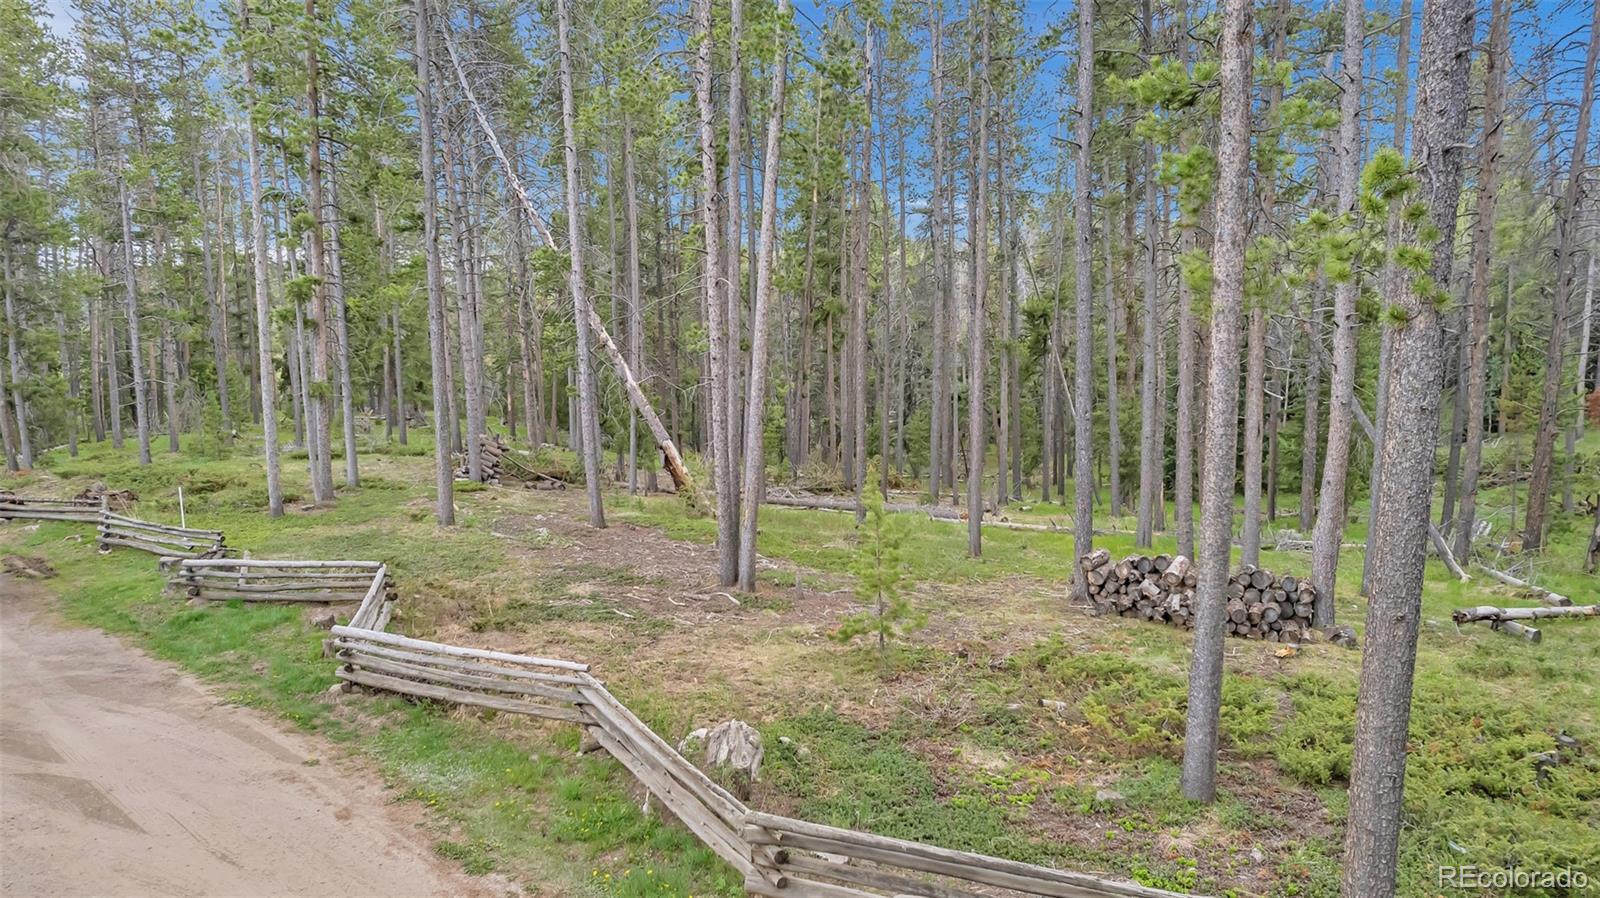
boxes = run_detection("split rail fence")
[2,493,226,560]
[5,490,1194,898]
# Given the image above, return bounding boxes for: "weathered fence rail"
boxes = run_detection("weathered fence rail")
[4,487,1194,898]
[98,510,226,559]
[0,494,103,523]
[174,558,390,604]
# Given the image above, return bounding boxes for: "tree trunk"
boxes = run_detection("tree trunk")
[1135,63,1160,548]
[967,10,990,557]
[1309,0,1364,626]
[623,110,645,495]
[724,0,746,513]
[327,163,357,487]
[1,244,29,469]
[195,152,231,439]
[303,0,334,503]
[241,0,282,514]
[1071,0,1096,599]
[442,125,483,482]
[1169,7,1198,556]
[414,0,454,525]
[1241,306,1265,567]
[1103,195,1121,519]
[116,178,152,466]
[696,0,736,582]
[735,0,791,591]
[555,0,605,529]
[927,2,947,502]
[1522,0,1598,549]
[1452,0,1508,559]
[1563,254,1594,511]
[1343,0,1474,892]
[1179,0,1251,804]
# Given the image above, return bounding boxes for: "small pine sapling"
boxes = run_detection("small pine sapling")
[833,465,925,652]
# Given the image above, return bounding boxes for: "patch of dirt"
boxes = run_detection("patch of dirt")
[2,554,56,579]
[1,574,518,898]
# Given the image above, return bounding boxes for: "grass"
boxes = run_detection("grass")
[4,428,1598,897]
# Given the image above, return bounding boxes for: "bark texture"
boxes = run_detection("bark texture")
[1342,0,1475,892]
[1309,0,1364,625]
[1179,0,1252,804]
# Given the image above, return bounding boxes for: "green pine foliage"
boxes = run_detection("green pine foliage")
[832,463,925,653]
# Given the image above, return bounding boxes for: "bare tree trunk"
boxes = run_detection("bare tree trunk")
[1179,0,1251,804]
[1071,0,1096,599]
[723,0,745,511]
[1562,253,1594,511]
[696,0,736,581]
[1103,197,1121,519]
[927,2,947,502]
[329,178,357,485]
[623,110,645,495]
[996,135,1010,512]
[555,0,605,529]
[241,0,282,515]
[1241,306,1265,566]
[967,9,990,557]
[59,309,78,457]
[1135,51,1160,548]
[1309,0,1364,626]
[195,152,231,439]
[302,0,334,503]
[1170,8,1197,557]
[1,244,29,469]
[1453,0,1510,559]
[1343,0,1474,891]
[393,307,408,445]
[88,267,105,442]
[116,178,152,466]
[1523,0,1598,549]
[736,0,791,591]
[442,125,482,482]
[0,333,15,471]
[414,0,454,525]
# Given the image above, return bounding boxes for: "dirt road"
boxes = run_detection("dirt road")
[1,574,511,898]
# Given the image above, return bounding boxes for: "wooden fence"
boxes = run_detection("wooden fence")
[328,620,1192,898]
[97,510,226,560]
[174,559,390,604]
[0,495,103,523]
[3,487,1194,898]
[2,492,225,560]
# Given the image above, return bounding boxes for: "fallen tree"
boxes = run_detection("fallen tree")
[1475,565,1574,607]
[763,493,1078,533]
[439,24,693,499]
[1451,604,1597,623]
[1312,340,1469,581]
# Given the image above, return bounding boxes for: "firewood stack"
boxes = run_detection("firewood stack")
[1078,550,1319,642]
[457,433,509,484]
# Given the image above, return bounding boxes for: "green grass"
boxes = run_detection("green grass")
[6,428,1598,897]
[2,437,742,898]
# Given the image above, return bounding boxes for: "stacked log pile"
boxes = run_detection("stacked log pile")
[458,433,569,489]
[1079,549,1319,642]
[457,433,511,484]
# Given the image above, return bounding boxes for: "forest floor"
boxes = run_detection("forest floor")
[1,431,1596,898]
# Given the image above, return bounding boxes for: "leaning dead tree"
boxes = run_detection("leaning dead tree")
[439,23,694,499]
